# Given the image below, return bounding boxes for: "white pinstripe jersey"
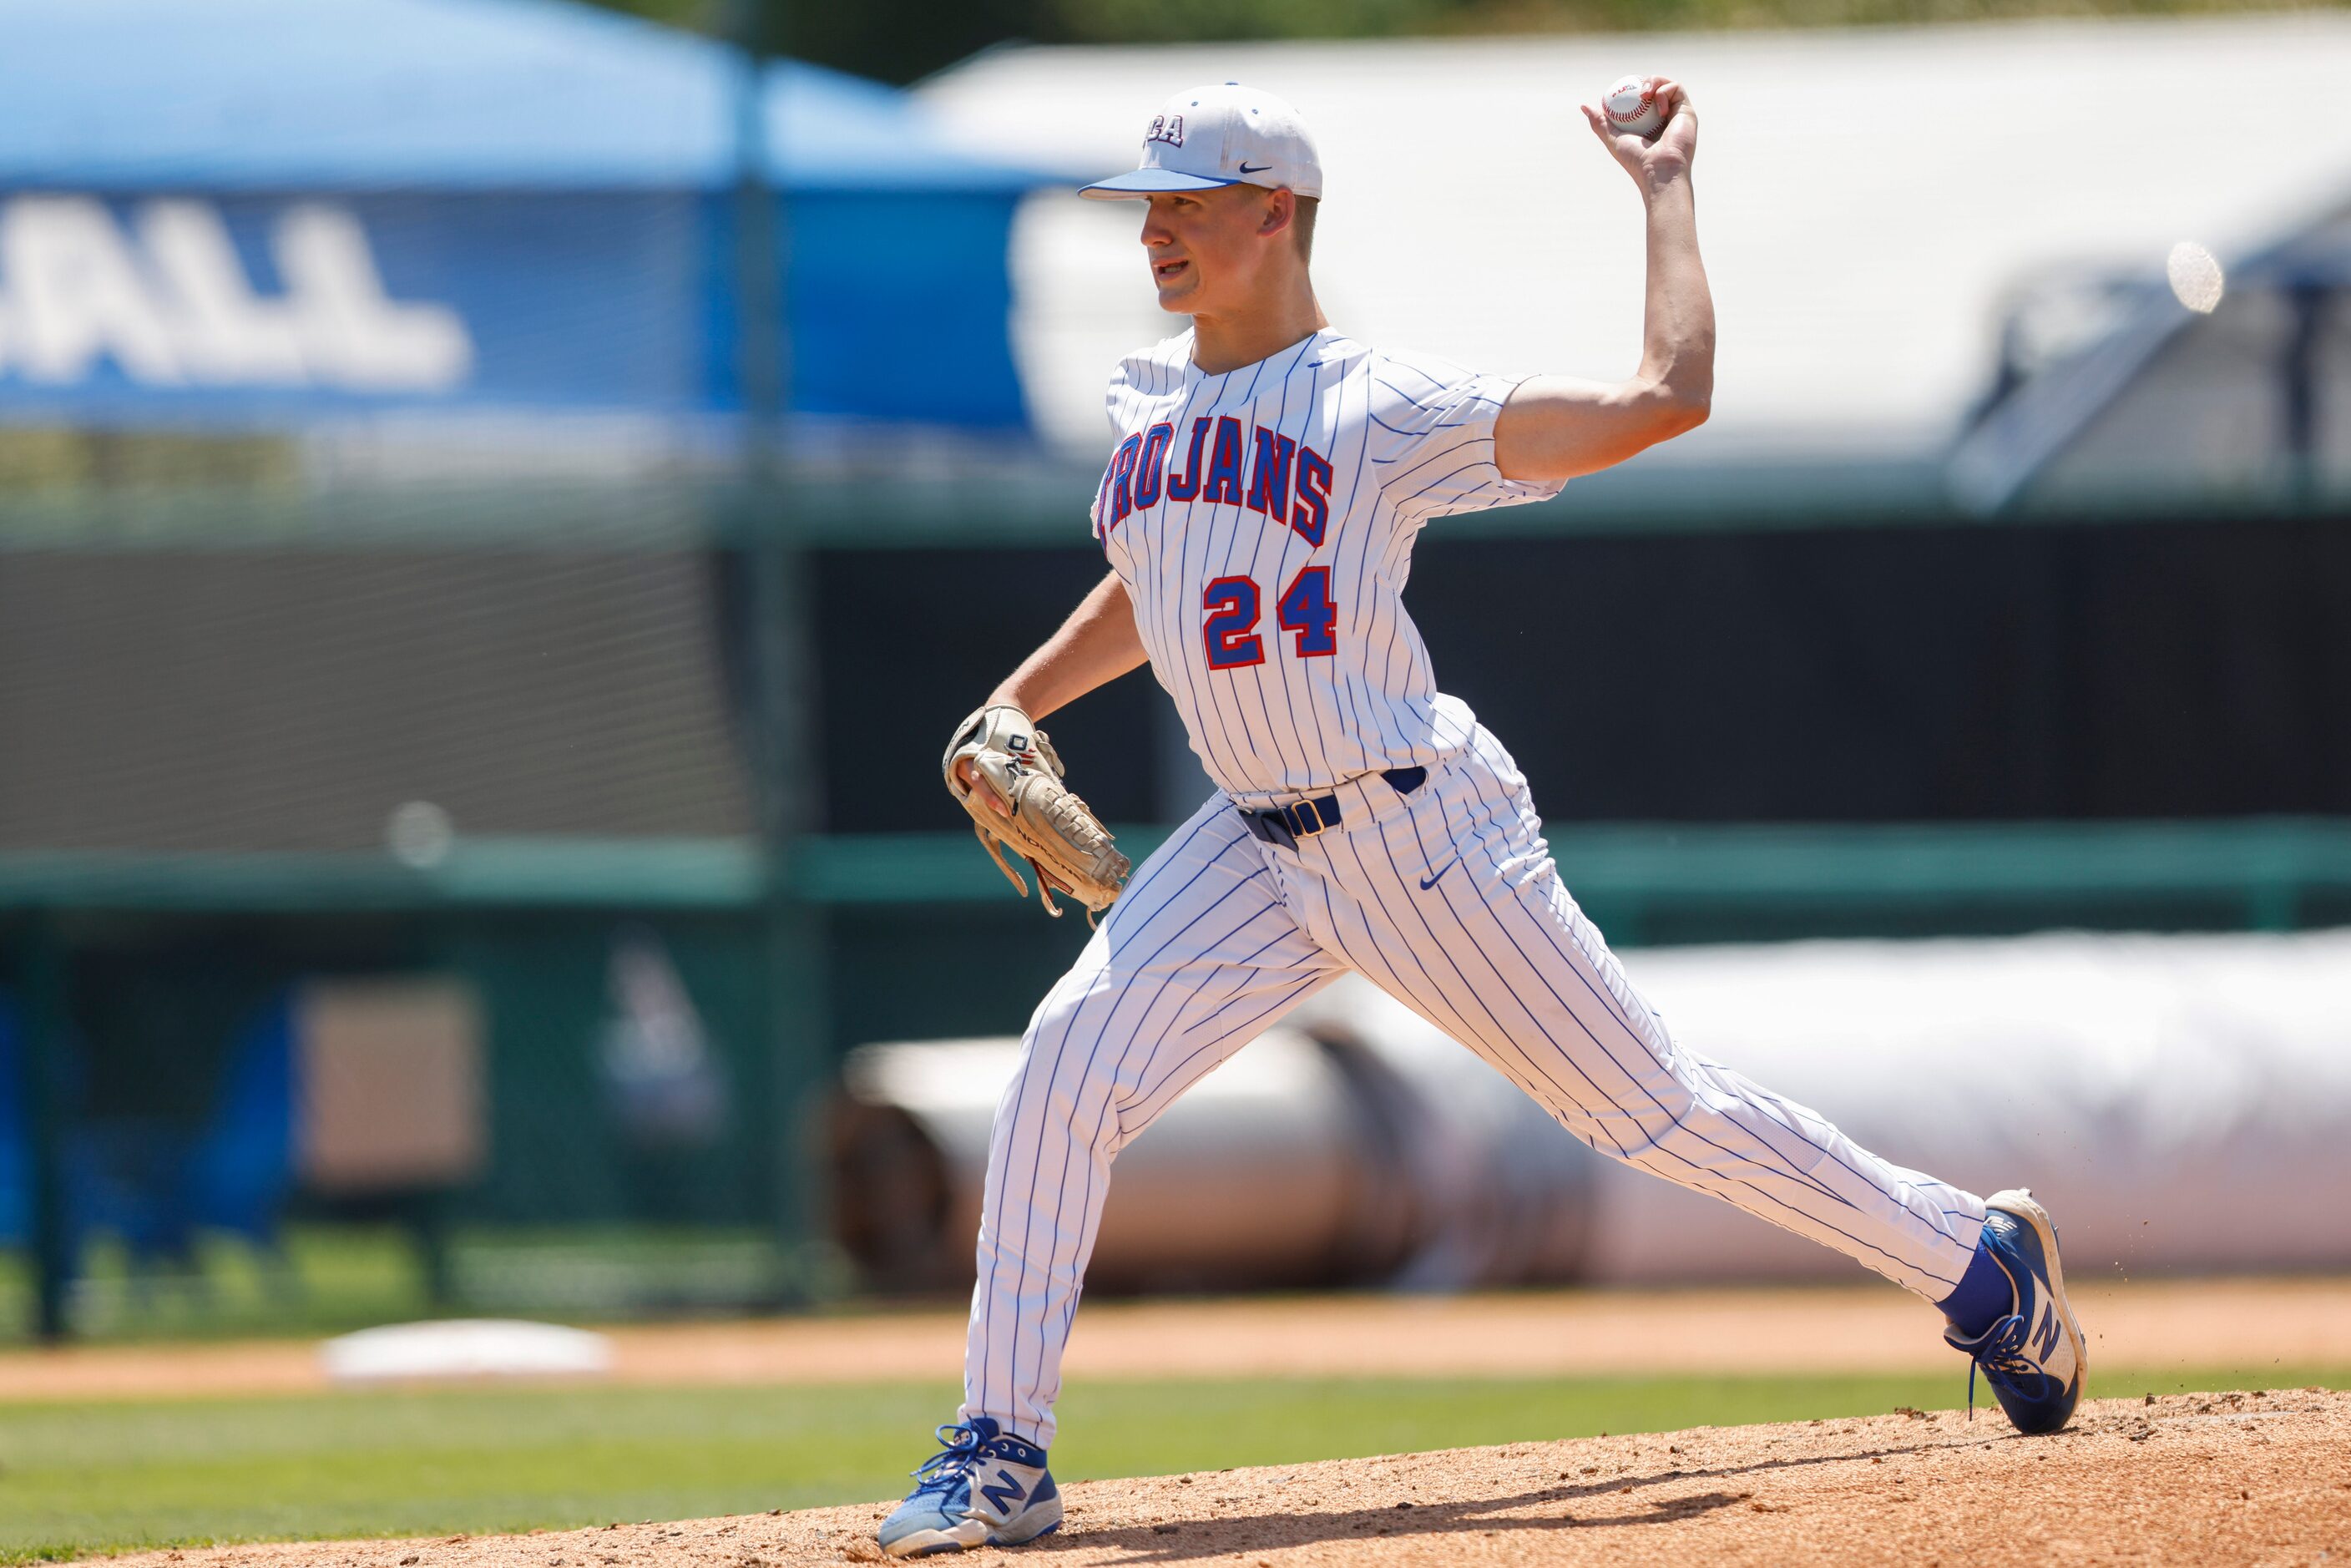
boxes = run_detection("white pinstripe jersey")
[1090,327,1563,806]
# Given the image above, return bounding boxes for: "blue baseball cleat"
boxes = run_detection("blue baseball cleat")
[877,1417,1062,1559]
[1944,1188,2087,1434]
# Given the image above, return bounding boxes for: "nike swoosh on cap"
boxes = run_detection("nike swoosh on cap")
[1237,162,1272,174]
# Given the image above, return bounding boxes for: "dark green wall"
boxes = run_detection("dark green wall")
[811,511,2351,832]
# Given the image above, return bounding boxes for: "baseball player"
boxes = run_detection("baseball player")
[882,79,2086,1559]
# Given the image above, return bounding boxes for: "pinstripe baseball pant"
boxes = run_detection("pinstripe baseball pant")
[962,723,1987,1446]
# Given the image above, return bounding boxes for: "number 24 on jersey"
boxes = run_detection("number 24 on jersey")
[1201,566,1337,670]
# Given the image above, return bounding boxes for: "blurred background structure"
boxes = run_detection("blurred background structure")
[2,0,2348,1343]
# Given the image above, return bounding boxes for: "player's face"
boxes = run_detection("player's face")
[1139,186,1291,316]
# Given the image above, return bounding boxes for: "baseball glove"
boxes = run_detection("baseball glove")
[943,704,1130,924]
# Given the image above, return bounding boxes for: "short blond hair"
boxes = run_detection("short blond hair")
[1293,195,1318,266]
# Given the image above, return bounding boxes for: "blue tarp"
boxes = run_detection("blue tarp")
[0,0,1064,432]
[0,0,1048,193]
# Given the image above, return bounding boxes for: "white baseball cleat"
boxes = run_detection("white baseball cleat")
[877,1417,1061,1558]
[1944,1188,2088,1434]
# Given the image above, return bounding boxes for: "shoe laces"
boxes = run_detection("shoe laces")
[909,1423,988,1494]
[1959,1313,2052,1419]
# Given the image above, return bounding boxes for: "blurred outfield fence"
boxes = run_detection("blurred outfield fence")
[7,463,2351,1344]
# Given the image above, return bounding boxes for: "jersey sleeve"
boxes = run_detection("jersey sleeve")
[1366,351,1565,523]
[1086,444,1113,542]
[1089,352,1143,542]
[1101,354,1134,441]
[1090,338,1183,545]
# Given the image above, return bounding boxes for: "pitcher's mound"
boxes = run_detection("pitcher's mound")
[108,1389,2351,1567]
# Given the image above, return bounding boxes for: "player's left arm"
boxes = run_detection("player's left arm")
[1494,78,1713,483]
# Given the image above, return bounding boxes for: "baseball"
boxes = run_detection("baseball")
[1603,74,1665,138]
[2167,240,2225,315]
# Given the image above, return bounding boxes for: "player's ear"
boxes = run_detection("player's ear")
[1258,188,1293,241]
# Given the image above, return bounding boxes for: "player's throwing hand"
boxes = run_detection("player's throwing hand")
[1583,76,1696,188]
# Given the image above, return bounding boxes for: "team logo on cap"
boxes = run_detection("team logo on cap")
[1145,114,1185,148]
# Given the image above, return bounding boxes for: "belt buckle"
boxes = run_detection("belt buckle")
[1291,797,1331,838]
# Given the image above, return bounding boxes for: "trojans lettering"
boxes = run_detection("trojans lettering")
[1099,417,1332,545]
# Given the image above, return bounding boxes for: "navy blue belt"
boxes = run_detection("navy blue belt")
[1237,766,1427,849]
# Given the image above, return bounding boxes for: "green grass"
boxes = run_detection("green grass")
[0,1228,432,1345]
[0,1227,852,1345]
[2,1367,2343,1564]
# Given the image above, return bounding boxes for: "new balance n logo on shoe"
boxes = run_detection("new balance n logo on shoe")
[978,1469,1027,1515]
[2033,1308,2061,1361]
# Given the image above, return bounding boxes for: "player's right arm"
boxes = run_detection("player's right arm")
[1494,78,1714,483]
[955,569,1147,812]
[983,569,1146,721]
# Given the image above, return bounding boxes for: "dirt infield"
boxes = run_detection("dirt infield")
[100,1388,2351,1567]
[8,1275,2349,1402]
